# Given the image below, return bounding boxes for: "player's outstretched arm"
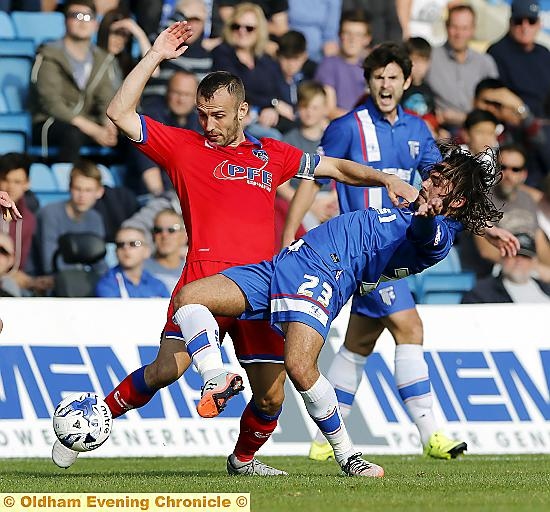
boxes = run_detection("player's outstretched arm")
[107,21,193,140]
[281,179,321,248]
[315,156,419,206]
[483,226,519,258]
[0,190,22,221]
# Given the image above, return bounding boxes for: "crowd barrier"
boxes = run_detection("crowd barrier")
[1,298,550,457]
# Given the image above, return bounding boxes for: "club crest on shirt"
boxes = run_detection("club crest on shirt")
[213,160,273,191]
[408,140,420,159]
[379,285,396,306]
[252,149,269,163]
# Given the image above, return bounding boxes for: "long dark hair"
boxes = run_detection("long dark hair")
[97,8,134,77]
[424,142,503,235]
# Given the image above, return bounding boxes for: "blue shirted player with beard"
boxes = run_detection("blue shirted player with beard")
[170,145,519,477]
[282,41,464,460]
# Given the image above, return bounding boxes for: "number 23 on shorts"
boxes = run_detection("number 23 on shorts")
[297,274,333,308]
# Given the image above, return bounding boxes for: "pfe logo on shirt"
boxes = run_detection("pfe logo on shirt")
[213,160,273,191]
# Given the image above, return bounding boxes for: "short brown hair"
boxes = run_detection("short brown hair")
[64,0,97,16]
[446,4,476,26]
[197,71,245,105]
[297,81,326,107]
[406,37,432,59]
[69,159,102,187]
[339,8,371,35]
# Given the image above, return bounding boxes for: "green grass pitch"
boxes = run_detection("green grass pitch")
[1,455,550,512]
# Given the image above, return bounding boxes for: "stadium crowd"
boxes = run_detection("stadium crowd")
[1,0,550,305]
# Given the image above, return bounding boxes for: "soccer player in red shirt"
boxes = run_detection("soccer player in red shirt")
[51,22,418,474]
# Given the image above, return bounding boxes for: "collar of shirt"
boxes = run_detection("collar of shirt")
[243,132,263,147]
[444,41,473,63]
[203,132,263,150]
[504,33,542,55]
[114,265,151,287]
[363,96,405,126]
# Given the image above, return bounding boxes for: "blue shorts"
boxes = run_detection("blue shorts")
[351,278,415,318]
[222,242,346,340]
[221,259,274,321]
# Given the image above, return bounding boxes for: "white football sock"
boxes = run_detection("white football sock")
[395,343,437,445]
[172,304,224,383]
[314,345,367,444]
[300,374,355,464]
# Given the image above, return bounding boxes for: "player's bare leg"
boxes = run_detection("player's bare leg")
[282,321,383,477]
[309,314,382,460]
[173,275,247,417]
[227,362,287,475]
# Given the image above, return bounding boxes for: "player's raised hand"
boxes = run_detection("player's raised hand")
[484,226,520,257]
[385,175,419,207]
[414,197,443,217]
[0,190,22,221]
[151,21,193,60]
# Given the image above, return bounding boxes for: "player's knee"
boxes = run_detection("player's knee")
[253,388,284,416]
[400,320,423,344]
[173,285,192,310]
[345,338,376,357]
[285,360,313,391]
[392,314,424,344]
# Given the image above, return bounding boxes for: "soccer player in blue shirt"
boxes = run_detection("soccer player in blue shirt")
[283,41,467,461]
[168,144,518,477]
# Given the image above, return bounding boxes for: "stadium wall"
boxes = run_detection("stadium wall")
[1,298,550,457]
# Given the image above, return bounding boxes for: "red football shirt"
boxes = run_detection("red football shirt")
[133,116,306,264]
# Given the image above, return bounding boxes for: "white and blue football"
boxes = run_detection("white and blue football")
[53,392,112,452]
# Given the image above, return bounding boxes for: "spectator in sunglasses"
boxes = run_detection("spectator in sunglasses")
[29,0,118,161]
[95,226,170,298]
[212,2,289,139]
[471,142,550,280]
[487,0,550,189]
[488,0,550,121]
[97,8,156,87]
[144,209,188,292]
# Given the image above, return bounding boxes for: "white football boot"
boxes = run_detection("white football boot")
[52,440,79,468]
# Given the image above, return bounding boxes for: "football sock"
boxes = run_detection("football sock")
[104,366,156,419]
[233,399,281,463]
[395,344,437,445]
[299,374,354,465]
[314,345,366,444]
[172,304,225,382]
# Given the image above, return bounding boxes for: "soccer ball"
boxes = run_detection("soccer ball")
[53,392,112,452]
